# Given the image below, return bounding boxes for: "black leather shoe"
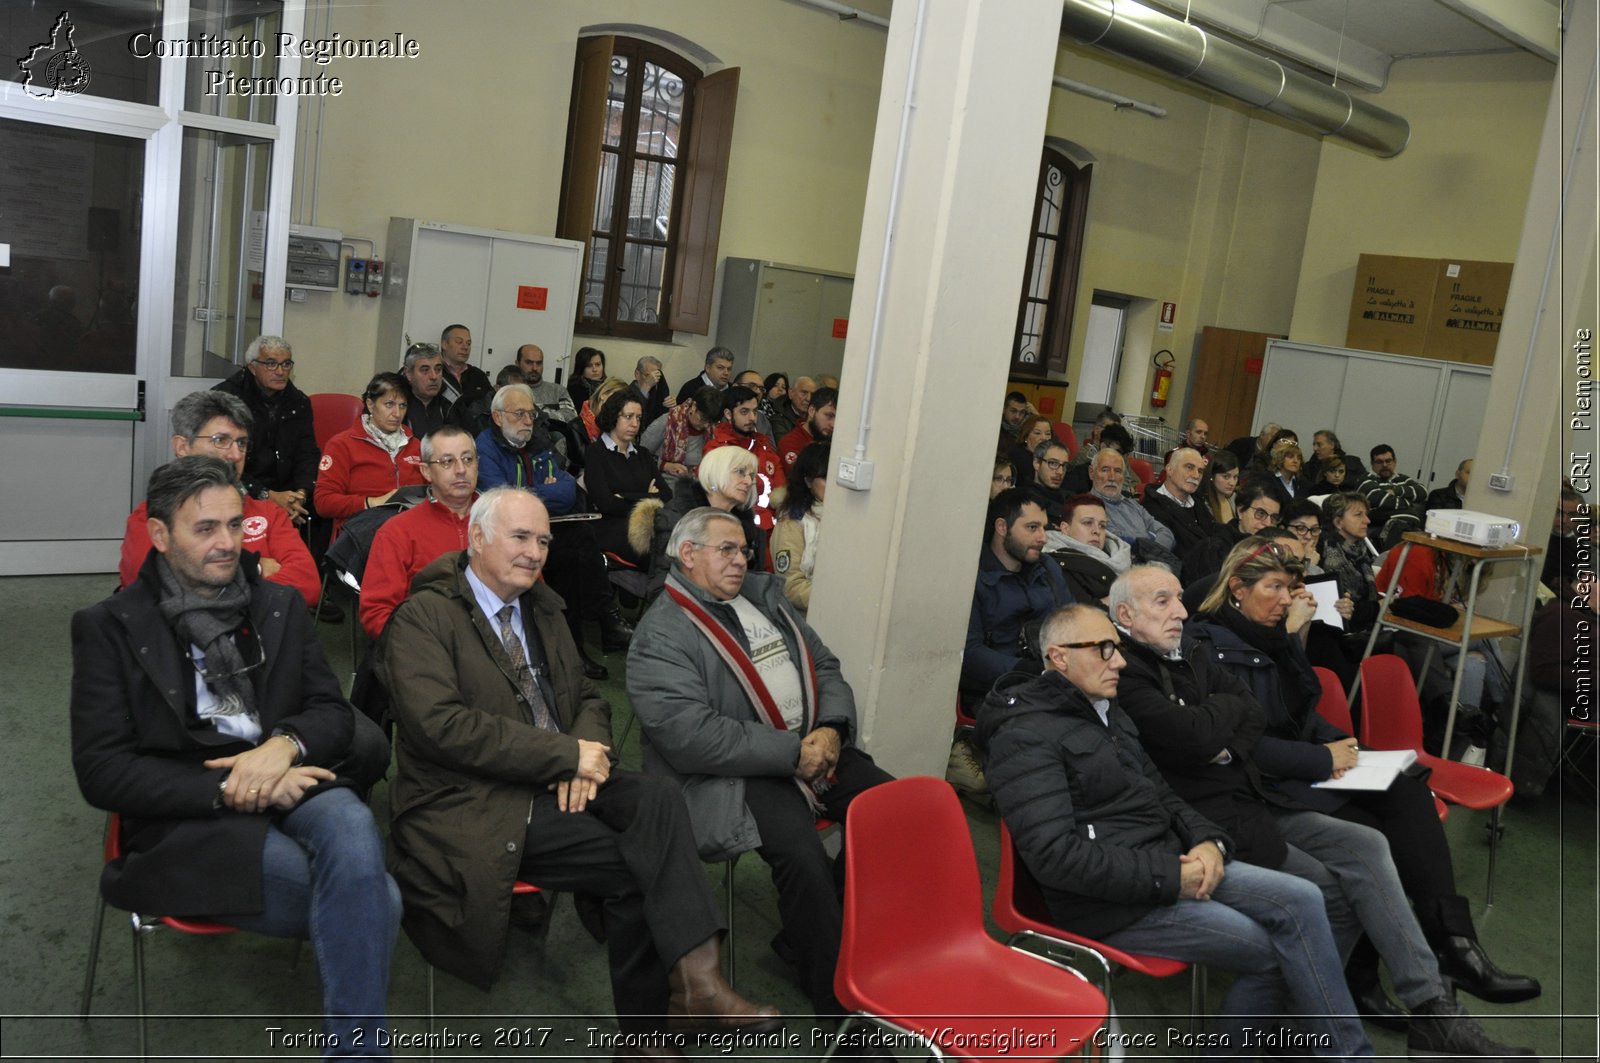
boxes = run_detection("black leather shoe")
[1352,979,1409,1032]
[600,609,634,652]
[579,649,610,681]
[1436,935,1543,1004]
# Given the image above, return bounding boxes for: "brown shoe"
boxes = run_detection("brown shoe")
[666,937,784,1034]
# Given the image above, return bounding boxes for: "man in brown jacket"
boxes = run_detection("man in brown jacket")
[379,488,779,1048]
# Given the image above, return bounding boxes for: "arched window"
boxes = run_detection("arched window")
[558,35,739,340]
[1011,146,1092,376]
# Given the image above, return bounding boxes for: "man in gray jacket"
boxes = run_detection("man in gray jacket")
[627,507,893,1018]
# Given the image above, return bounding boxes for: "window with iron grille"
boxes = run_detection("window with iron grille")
[1011,146,1091,377]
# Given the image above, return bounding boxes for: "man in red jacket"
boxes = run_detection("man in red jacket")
[704,385,786,530]
[360,425,479,639]
[776,386,836,471]
[122,391,319,607]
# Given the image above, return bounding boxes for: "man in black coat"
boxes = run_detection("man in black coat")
[1139,447,1220,563]
[212,335,319,524]
[71,456,400,1053]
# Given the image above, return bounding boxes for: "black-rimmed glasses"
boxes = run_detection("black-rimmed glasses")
[1053,639,1124,661]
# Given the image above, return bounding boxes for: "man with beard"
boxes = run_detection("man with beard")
[516,343,579,424]
[401,342,453,439]
[704,385,786,532]
[961,488,1075,702]
[73,456,401,1053]
[734,370,775,439]
[1139,447,1219,561]
[360,425,480,639]
[777,386,837,470]
[1090,447,1176,555]
[1028,438,1084,508]
[438,324,493,410]
[475,384,630,678]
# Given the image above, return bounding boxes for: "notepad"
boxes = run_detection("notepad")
[1311,748,1418,791]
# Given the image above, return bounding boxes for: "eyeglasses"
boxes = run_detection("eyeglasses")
[199,433,249,452]
[1287,522,1320,539]
[500,408,536,422]
[992,474,1015,486]
[1039,458,1068,471]
[1053,639,1124,661]
[189,627,265,684]
[692,541,755,562]
[253,358,294,372]
[426,454,477,471]
[1246,506,1281,525]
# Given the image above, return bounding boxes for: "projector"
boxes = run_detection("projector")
[1424,509,1522,548]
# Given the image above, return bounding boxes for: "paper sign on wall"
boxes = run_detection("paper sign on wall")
[517,285,548,311]
[1159,301,1177,332]
[831,318,848,339]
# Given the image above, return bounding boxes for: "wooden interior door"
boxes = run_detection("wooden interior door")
[1187,326,1283,446]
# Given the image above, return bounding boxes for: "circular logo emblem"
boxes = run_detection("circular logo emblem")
[46,51,92,96]
[318,455,333,471]
[774,551,791,574]
[242,516,269,538]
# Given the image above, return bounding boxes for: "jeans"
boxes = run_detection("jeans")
[221,787,402,1059]
[1273,810,1446,1008]
[1102,860,1372,1061]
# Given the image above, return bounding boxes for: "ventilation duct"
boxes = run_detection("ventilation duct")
[1061,0,1410,157]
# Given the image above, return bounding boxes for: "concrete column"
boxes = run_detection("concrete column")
[1466,2,1597,618]
[805,0,1063,778]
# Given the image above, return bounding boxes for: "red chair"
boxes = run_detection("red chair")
[994,821,1204,1029]
[1128,457,1156,489]
[80,813,247,1060]
[831,778,1106,1060]
[1054,422,1081,459]
[1359,654,1513,902]
[308,392,362,451]
[955,693,976,731]
[1316,666,1448,822]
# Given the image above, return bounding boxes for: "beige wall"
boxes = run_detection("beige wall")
[1290,50,1553,347]
[281,0,888,396]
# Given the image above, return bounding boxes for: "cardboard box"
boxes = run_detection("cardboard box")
[1425,259,1512,365]
[1346,253,1436,355]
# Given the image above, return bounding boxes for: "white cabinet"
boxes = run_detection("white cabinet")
[716,258,854,380]
[379,219,584,381]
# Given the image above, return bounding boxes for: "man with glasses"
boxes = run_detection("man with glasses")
[975,603,1373,1058]
[626,507,893,1024]
[476,384,632,679]
[122,391,319,608]
[75,456,402,1053]
[1357,444,1427,548]
[1028,438,1084,508]
[401,342,453,439]
[360,426,480,639]
[213,335,318,526]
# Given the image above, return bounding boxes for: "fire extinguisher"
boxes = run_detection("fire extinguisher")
[1151,349,1175,408]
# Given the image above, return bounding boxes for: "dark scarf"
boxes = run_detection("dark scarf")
[1204,599,1310,721]
[155,556,259,722]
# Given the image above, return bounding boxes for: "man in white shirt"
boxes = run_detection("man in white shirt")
[1139,447,1219,560]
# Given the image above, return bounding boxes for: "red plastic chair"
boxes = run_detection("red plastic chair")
[994,821,1204,1029]
[1054,422,1081,459]
[1359,654,1513,901]
[831,777,1106,1060]
[955,692,977,731]
[1316,667,1448,822]
[80,813,245,1059]
[1128,456,1156,489]
[308,392,362,451]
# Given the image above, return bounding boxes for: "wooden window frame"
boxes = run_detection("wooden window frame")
[557,35,738,340]
[1010,147,1091,379]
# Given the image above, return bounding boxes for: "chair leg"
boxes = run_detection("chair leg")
[131,917,148,1062]
[79,891,107,1020]
[723,857,738,987]
[1485,806,1503,907]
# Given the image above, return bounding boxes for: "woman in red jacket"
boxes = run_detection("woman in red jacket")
[315,371,425,536]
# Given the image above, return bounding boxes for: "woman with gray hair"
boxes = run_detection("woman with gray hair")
[636,445,766,577]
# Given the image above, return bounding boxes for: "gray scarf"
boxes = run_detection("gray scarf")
[362,413,409,457]
[156,556,259,722]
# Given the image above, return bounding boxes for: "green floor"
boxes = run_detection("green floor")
[1,573,1595,1060]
